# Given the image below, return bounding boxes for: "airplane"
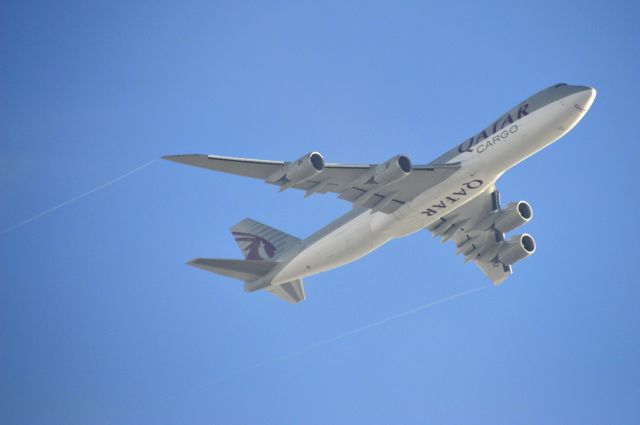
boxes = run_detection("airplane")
[164,83,596,304]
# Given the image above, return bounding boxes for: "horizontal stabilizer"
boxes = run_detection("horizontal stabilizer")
[267,279,305,304]
[188,258,278,281]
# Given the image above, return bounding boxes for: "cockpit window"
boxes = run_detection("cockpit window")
[553,83,568,88]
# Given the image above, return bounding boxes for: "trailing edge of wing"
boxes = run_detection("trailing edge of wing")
[477,261,512,285]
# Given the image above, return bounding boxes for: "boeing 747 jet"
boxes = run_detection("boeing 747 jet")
[164,83,596,303]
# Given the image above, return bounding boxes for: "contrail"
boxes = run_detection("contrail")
[218,285,489,378]
[0,159,157,236]
[278,284,489,360]
[120,285,488,421]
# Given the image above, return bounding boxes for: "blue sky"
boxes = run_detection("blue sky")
[1,0,639,423]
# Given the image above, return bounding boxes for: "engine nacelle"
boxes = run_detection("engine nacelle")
[497,233,536,266]
[493,201,533,233]
[279,152,325,184]
[370,154,412,186]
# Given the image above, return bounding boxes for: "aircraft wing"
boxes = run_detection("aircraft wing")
[163,153,460,214]
[426,186,533,285]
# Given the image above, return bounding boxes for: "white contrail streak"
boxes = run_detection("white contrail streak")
[216,285,489,379]
[119,284,489,422]
[206,285,490,385]
[279,285,489,360]
[0,159,157,236]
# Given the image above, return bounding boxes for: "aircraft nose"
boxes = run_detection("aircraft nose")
[574,86,597,112]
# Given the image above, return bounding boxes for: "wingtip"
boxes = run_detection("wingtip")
[162,154,181,163]
[161,154,209,165]
[162,154,189,162]
[186,258,201,267]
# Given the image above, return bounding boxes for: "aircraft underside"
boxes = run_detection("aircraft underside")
[165,83,596,303]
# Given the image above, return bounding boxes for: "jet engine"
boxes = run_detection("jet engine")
[368,154,412,186]
[279,152,325,184]
[496,233,536,266]
[493,201,533,233]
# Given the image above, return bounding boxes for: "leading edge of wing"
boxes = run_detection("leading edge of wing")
[163,154,460,173]
[163,153,284,165]
[163,153,462,213]
[162,154,285,179]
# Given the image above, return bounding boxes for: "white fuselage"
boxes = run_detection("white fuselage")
[268,85,596,286]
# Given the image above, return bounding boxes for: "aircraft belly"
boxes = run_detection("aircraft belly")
[169,83,597,299]
[272,211,394,283]
[272,172,493,285]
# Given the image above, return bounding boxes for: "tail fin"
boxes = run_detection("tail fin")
[187,219,305,304]
[231,218,300,261]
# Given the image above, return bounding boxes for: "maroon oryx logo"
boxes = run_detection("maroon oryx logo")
[232,232,276,260]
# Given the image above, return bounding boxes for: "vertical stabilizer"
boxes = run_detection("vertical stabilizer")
[231,218,300,261]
